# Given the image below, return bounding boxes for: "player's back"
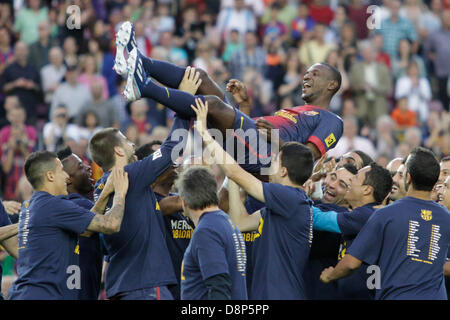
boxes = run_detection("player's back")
[364,197,450,300]
[261,105,343,155]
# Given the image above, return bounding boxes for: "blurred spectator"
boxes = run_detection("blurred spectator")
[291,2,316,43]
[264,36,286,92]
[394,60,432,122]
[192,40,220,74]
[50,65,92,119]
[309,0,334,26]
[154,1,175,34]
[0,3,14,33]
[348,0,370,39]
[1,41,41,124]
[375,0,418,60]
[424,9,450,111]
[221,0,265,18]
[78,82,119,129]
[374,115,397,159]
[325,49,349,112]
[418,0,442,39]
[337,21,357,71]
[62,36,78,67]
[390,96,419,128]
[242,67,271,116]
[349,40,392,128]
[43,104,82,152]
[328,4,349,43]
[298,23,335,67]
[78,110,103,141]
[278,50,304,109]
[40,46,66,105]
[134,20,152,58]
[399,0,423,32]
[77,54,109,100]
[122,99,152,142]
[13,0,48,45]
[327,115,377,160]
[261,0,297,30]
[221,29,244,64]
[261,3,288,42]
[158,31,188,66]
[217,0,257,42]
[392,38,426,80]
[371,34,391,70]
[228,31,266,80]
[173,5,201,62]
[87,38,117,98]
[0,27,13,77]
[110,77,128,126]
[404,126,423,150]
[0,104,37,200]
[28,20,59,70]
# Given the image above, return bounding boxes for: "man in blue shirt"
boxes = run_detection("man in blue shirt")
[134,141,194,300]
[57,146,104,300]
[313,162,392,299]
[192,98,314,299]
[0,202,18,300]
[89,116,189,300]
[321,147,450,300]
[9,151,128,300]
[178,166,247,300]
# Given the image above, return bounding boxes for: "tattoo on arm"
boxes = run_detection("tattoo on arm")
[87,193,126,234]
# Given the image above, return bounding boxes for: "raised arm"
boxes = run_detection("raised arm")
[0,223,18,242]
[320,254,362,284]
[86,167,129,235]
[228,179,261,232]
[1,235,18,259]
[192,98,265,203]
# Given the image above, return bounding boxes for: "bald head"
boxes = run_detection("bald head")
[386,157,403,176]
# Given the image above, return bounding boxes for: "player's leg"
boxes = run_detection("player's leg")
[124,48,235,134]
[114,21,225,100]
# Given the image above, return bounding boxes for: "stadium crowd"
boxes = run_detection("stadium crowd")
[0,0,449,300]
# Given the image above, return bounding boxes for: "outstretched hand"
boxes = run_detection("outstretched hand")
[178,66,202,94]
[191,98,209,136]
[226,79,250,105]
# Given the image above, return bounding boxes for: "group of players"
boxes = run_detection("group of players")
[0,21,449,300]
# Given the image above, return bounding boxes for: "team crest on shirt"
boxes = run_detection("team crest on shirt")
[325,133,337,147]
[303,110,319,116]
[421,209,432,221]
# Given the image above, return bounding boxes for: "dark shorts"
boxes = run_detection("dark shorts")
[228,109,272,173]
[113,286,173,300]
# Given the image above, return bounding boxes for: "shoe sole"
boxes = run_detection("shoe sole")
[114,21,134,76]
[123,48,140,101]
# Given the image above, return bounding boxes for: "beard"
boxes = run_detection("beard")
[127,153,138,164]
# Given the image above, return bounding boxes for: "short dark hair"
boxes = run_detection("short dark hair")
[351,150,374,168]
[57,146,73,161]
[319,62,342,95]
[24,151,58,189]
[176,166,219,210]
[441,156,450,163]
[89,128,122,171]
[135,140,163,160]
[342,163,358,175]
[280,142,314,185]
[362,162,393,204]
[406,147,440,191]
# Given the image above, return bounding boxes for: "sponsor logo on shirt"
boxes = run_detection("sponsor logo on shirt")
[274,110,298,123]
[242,231,258,242]
[325,133,337,148]
[421,209,432,221]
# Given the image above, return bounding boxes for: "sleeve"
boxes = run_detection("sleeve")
[312,206,341,233]
[346,211,385,266]
[49,198,96,234]
[125,116,190,189]
[306,113,343,155]
[204,273,232,300]
[195,228,230,280]
[336,208,369,237]
[0,202,12,227]
[262,182,308,218]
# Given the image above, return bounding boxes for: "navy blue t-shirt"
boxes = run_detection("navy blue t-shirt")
[348,197,450,300]
[305,201,348,300]
[67,193,103,300]
[336,203,377,300]
[251,183,313,300]
[9,191,95,300]
[0,202,12,290]
[181,210,247,300]
[93,117,189,298]
[155,192,194,300]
